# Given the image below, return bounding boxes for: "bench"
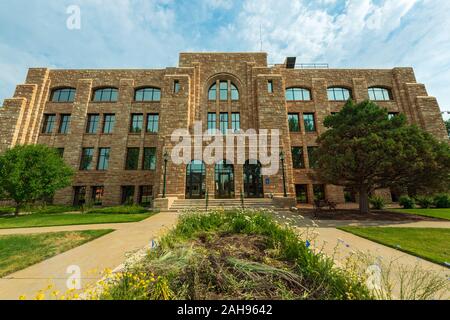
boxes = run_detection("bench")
[313,199,337,217]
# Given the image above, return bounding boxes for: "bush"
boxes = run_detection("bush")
[414,196,434,209]
[86,205,149,215]
[96,209,374,300]
[369,196,386,210]
[433,194,450,208]
[29,205,79,215]
[399,196,415,209]
[0,207,15,215]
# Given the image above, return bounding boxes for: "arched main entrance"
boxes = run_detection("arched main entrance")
[215,160,235,198]
[244,160,264,198]
[186,160,206,199]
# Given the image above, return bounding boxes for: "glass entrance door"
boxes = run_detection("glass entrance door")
[186,160,206,199]
[244,160,264,198]
[215,161,234,198]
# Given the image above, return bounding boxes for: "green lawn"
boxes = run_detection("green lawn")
[392,208,450,221]
[0,213,153,229]
[0,207,15,215]
[339,227,450,266]
[0,229,113,277]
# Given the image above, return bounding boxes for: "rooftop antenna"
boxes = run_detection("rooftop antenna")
[259,24,263,52]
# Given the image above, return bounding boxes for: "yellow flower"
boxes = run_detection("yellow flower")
[19,295,27,300]
[35,293,45,300]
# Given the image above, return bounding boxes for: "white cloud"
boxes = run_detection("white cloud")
[0,0,449,120]
[227,0,449,118]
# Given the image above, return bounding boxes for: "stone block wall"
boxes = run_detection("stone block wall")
[0,53,447,206]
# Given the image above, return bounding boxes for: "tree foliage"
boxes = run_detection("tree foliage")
[315,100,450,213]
[0,145,74,215]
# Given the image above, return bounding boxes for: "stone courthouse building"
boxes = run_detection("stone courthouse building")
[0,52,447,208]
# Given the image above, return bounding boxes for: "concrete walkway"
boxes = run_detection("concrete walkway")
[1,209,448,300]
[0,212,178,300]
[273,211,450,299]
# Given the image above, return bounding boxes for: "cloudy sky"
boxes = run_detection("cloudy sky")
[0,0,449,119]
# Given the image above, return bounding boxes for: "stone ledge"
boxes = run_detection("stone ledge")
[273,197,297,209]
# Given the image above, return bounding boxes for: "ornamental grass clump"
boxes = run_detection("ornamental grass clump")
[92,209,374,300]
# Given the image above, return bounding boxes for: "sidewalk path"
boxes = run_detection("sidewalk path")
[0,212,179,300]
[273,211,450,299]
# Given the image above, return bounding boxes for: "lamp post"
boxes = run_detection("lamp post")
[162,150,169,198]
[280,151,287,197]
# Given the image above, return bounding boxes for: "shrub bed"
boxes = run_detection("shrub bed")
[96,210,374,300]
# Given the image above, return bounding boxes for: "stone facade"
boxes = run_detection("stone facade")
[0,52,447,206]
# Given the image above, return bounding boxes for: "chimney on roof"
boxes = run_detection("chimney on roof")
[285,57,296,69]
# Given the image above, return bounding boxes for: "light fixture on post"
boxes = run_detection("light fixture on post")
[279,150,287,198]
[162,150,170,198]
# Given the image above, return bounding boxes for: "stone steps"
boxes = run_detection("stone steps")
[169,198,277,211]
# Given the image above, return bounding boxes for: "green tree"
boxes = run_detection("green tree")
[0,145,74,216]
[315,100,450,214]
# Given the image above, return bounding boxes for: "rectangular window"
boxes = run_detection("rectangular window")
[303,113,316,132]
[220,81,228,101]
[80,148,94,170]
[139,185,153,206]
[313,185,326,201]
[58,114,71,134]
[295,185,308,204]
[268,80,273,93]
[288,114,300,132]
[130,114,143,133]
[174,80,180,93]
[73,186,87,206]
[92,186,104,206]
[220,113,229,135]
[121,186,135,205]
[143,147,156,170]
[86,114,99,134]
[388,112,399,120]
[97,148,110,171]
[125,148,140,170]
[207,113,217,133]
[146,114,159,133]
[307,146,318,169]
[56,148,64,158]
[103,114,115,134]
[231,113,240,133]
[292,147,305,169]
[42,114,56,134]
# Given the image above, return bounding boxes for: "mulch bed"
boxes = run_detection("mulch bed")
[300,209,440,221]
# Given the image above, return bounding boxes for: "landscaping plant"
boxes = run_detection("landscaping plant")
[92,209,374,300]
[433,194,450,208]
[314,100,450,214]
[414,196,434,209]
[0,145,74,216]
[399,196,416,209]
[369,196,386,210]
